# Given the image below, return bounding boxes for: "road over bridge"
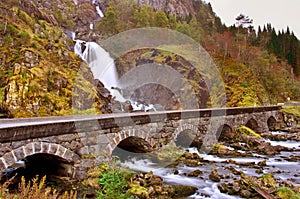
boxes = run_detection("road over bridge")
[0,106,282,179]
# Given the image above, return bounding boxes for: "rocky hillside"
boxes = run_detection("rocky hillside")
[0,0,299,117]
[0,1,111,117]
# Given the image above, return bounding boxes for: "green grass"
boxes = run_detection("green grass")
[96,162,134,199]
[235,125,262,139]
[280,106,300,119]
[277,187,300,199]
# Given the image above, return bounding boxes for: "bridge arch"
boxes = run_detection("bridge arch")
[245,118,259,133]
[216,124,234,141]
[267,116,277,130]
[173,123,199,148]
[106,129,152,156]
[0,142,79,176]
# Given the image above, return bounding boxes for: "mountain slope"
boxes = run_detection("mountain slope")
[0,2,111,117]
[0,0,299,118]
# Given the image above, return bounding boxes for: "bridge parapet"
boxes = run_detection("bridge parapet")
[0,106,282,179]
[0,106,281,142]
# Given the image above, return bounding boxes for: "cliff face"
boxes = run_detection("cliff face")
[0,2,111,117]
[1,0,103,41]
[136,0,192,17]
[115,48,210,109]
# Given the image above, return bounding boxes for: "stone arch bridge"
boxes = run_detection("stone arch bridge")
[0,106,281,179]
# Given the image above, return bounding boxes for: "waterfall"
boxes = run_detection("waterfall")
[74,39,83,58]
[96,6,104,18]
[71,32,76,41]
[74,40,126,102]
[92,0,104,18]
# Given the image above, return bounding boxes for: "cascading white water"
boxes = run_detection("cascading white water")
[73,37,157,110]
[96,6,104,18]
[74,40,127,103]
[91,0,104,18]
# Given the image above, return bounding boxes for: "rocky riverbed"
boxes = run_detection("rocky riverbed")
[117,126,300,199]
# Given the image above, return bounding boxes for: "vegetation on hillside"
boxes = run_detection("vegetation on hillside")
[0,3,111,117]
[94,0,300,106]
[0,0,300,117]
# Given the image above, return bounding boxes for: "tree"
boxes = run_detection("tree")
[154,10,169,28]
[176,21,191,36]
[98,5,119,36]
[133,6,150,28]
[235,14,253,59]
[235,14,253,29]
[189,18,204,42]
[215,30,235,61]
[168,14,177,29]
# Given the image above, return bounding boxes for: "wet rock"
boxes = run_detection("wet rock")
[226,166,243,175]
[172,185,198,197]
[209,168,222,182]
[240,189,252,198]
[218,183,229,193]
[228,182,241,195]
[258,159,267,167]
[95,79,111,98]
[218,128,235,141]
[130,184,149,198]
[170,151,204,167]
[23,51,39,68]
[123,101,133,112]
[187,169,203,177]
[210,143,246,157]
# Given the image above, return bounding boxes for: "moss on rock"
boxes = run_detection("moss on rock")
[235,126,262,139]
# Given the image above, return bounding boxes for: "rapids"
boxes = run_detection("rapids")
[120,131,300,198]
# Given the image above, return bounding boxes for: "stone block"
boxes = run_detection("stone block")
[97,135,109,144]
[13,147,25,160]
[40,142,49,153]
[2,153,15,167]
[0,158,6,169]
[33,142,41,152]
[58,134,76,142]
[48,143,58,154]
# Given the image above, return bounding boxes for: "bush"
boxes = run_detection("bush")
[97,162,134,199]
[0,176,77,199]
[18,31,31,40]
[277,187,300,199]
[6,25,19,35]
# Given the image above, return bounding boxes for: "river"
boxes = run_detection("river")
[121,131,300,198]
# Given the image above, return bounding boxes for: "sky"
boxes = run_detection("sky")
[204,0,300,39]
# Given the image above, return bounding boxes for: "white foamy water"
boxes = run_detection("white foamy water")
[199,154,264,164]
[74,40,127,102]
[270,131,289,135]
[121,156,240,199]
[96,6,104,18]
[190,183,240,199]
[74,40,162,109]
[266,139,300,150]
